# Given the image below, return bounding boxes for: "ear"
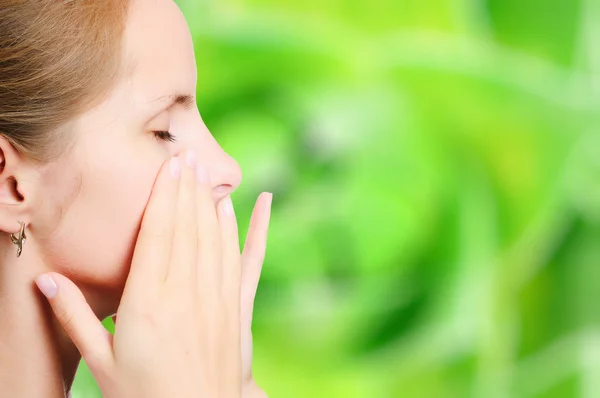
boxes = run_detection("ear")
[0,136,40,235]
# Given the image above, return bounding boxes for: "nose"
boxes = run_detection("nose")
[195,136,242,202]
[210,156,242,201]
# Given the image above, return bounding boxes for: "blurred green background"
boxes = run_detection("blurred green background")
[73,0,600,397]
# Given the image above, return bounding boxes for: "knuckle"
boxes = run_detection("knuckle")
[134,307,165,332]
[57,306,76,331]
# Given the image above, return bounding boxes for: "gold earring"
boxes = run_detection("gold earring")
[10,221,26,258]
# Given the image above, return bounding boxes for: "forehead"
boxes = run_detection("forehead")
[122,0,197,101]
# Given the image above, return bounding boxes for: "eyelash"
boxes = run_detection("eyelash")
[153,130,177,143]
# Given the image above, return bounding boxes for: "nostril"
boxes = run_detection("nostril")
[214,184,232,196]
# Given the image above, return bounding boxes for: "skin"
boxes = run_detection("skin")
[0,0,269,396]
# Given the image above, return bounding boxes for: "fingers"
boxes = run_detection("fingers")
[35,272,113,373]
[195,165,220,292]
[217,194,243,394]
[241,192,273,319]
[167,150,199,285]
[218,195,241,295]
[194,164,222,378]
[127,156,181,295]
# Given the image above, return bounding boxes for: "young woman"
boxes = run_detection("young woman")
[0,0,271,397]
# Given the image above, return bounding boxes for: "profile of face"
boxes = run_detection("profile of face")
[1,0,241,312]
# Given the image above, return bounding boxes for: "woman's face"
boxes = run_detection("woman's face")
[33,0,241,300]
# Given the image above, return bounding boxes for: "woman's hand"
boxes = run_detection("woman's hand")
[239,192,272,397]
[35,151,269,397]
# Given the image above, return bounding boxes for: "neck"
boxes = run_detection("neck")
[0,234,116,398]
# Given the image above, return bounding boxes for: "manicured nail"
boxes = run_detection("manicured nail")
[35,274,57,299]
[196,164,209,184]
[185,150,197,168]
[223,195,234,217]
[169,157,181,178]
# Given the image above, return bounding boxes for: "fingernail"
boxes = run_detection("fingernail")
[196,164,209,184]
[185,150,197,168]
[169,157,181,178]
[266,192,273,209]
[35,274,57,299]
[223,195,234,217]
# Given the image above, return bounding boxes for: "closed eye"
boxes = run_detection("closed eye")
[153,130,177,143]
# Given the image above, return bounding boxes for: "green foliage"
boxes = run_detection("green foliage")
[73,0,600,397]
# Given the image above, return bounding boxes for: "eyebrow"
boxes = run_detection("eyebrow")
[143,93,196,121]
[159,93,196,110]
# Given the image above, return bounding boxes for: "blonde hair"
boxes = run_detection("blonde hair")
[0,0,129,161]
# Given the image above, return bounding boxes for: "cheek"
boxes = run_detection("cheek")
[43,155,161,291]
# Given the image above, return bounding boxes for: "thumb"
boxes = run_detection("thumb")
[35,272,113,372]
